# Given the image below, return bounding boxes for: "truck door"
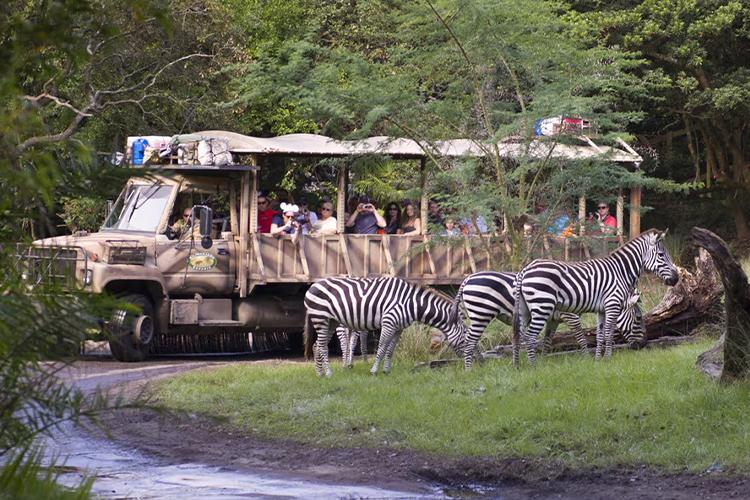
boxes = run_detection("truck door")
[156,231,236,295]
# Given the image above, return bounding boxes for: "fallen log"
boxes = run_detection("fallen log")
[415,334,701,370]
[692,227,750,382]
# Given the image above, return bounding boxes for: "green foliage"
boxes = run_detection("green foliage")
[158,340,750,471]
[565,0,750,238]
[0,447,93,500]
[58,196,107,233]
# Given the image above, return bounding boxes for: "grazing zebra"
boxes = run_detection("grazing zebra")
[511,229,678,366]
[451,271,646,369]
[304,276,467,376]
[336,326,370,367]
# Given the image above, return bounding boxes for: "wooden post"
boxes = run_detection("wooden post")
[578,196,586,235]
[629,186,641,239]
[337,164,347,234]
[616,189,624,237]
[420,158,428,235]
[239,170,251,298]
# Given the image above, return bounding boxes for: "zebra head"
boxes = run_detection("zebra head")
[617,290,646,348]
[642,229,679,286]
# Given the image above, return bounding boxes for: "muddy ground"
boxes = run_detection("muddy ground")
[93,360,750,499]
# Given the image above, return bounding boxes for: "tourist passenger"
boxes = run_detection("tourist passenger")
[296,196,318,235]
[461,211,489,235]
[443,218,460,236]
[428,199,443,228]
[384,202,401,234]
[308,200,337,235]
[345,195,386,234]
[547,207,574,238]
[595,201,617,234]
[398,201,421,235]
[257,194,279,233]
[271,202,300,237]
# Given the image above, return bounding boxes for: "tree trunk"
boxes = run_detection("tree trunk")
[692,227,750,382]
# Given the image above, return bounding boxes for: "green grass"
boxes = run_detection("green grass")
[0,447,92,500]
[157,340,750,473]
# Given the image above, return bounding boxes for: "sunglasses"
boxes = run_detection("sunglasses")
[597,206,607,210]
[182,213,191,218]
[258,200,268,205]
[321,207,332,211]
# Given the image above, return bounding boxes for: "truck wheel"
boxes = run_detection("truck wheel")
[108,293,156,362]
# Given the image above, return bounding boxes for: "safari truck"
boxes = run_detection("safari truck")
[17,130,642,361]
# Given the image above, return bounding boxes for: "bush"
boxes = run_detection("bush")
[58,197,106,233]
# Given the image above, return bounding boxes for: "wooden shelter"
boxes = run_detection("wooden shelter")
[188,131,643,294]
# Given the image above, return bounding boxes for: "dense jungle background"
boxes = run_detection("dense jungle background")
[1,0,749,496]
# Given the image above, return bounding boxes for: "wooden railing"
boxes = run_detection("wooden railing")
[245,233,624,287]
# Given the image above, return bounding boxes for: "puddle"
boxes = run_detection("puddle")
[40,422,446,499]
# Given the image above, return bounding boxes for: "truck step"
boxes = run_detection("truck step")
[198,320,244,327]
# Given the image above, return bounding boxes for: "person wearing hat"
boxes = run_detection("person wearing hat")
[271,202,301,237]
[345,195,386,234]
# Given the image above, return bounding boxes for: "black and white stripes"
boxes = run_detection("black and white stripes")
[511,229,678,366]
[304,276,466,376]
[452,271,646,369]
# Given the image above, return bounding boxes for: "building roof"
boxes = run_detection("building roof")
[172,130,642,163]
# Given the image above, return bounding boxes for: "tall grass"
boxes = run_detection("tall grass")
[158,340,750,472]
[0,447,92,500]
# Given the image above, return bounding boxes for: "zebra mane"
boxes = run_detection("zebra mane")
[611,228,664,254]
[428,287,454,304]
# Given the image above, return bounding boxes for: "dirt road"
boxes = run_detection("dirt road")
[58,356,750,499]
[51,356,445,498]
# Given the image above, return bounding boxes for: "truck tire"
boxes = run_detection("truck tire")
[108,293,156,362]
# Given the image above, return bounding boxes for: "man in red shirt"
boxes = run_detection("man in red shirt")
[257,194,280,233]
[596,202,617,233]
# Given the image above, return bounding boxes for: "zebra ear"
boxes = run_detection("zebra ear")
[657,228,669,241]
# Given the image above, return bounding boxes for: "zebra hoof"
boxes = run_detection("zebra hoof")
[324,369,333,377]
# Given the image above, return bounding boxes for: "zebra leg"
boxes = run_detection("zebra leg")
[462,317,490,371]
[382,331,402,374]
[371,321,397,375]
[595,313,605,359]
[359,330,369,362]
[542,315,562,354]
[314,320,333,377]
[602,308,618,358]
[559,313,588,353]
[524,307,553,366]
[336,326,352,368]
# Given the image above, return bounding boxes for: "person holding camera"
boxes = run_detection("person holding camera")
[345,195,386,234]
[295,196,318,235]
[271,202,301,237]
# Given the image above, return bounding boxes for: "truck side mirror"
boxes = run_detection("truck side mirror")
[198,206,213,249]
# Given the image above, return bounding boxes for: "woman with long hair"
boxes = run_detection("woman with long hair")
[384,202,401,234]
[398,201,421,236]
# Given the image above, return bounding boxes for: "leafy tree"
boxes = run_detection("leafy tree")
[231,0,682,265]
[566,0,750,240]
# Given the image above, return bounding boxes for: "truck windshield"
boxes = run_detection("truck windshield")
[103,184,173,232]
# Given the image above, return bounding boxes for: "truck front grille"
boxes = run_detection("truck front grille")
[16,245,86,288]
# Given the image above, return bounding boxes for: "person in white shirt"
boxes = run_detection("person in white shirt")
[308,200,337,235]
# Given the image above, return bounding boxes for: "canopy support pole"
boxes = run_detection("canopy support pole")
[630,186,641,239]
[337,164,347,234]
[616,189,624,237]
[420,158,428,235]
[578,196,586,236]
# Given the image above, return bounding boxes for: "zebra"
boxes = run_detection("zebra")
[304,276,467,376]
[450,271,646,370]
[511,229,678,366]
[335,326,370,367]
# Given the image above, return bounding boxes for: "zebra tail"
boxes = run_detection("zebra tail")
[449,277,469,324]
[303,312,315,360]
